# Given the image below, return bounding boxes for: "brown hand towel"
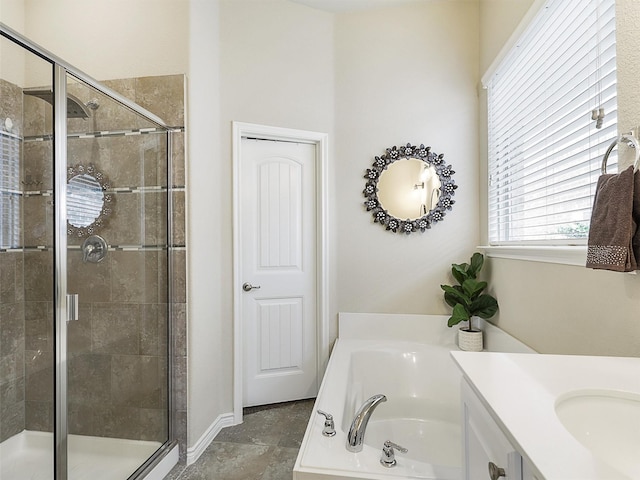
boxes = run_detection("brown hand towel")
[633,170,640,266]
[586,165,637,272]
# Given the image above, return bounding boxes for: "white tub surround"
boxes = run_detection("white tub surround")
[293,313,534,480]
[451,352,640,479]
[337,313,535,353]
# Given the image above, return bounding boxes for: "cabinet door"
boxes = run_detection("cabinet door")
[462,379,522,480]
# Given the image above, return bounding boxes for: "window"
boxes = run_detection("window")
[486,0,616,245]
[0,130,20,248]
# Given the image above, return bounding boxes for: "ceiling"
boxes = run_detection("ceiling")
[289,0,455,14]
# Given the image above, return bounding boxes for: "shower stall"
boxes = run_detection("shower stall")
[0,24,182,479]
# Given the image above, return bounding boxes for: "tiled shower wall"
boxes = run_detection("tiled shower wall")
[0,77,26,443]
[0,74,187,456]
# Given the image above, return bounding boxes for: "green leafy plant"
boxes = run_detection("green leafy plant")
[440,252,498,331]
[556,222,589,238]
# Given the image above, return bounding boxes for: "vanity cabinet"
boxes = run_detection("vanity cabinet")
[453,350,638,479]
[461,378,525,480]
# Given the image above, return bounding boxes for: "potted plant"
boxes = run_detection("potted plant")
[440,252,498,351]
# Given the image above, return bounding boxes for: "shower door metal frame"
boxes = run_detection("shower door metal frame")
[53,62,70,480]
[0,21,177,480]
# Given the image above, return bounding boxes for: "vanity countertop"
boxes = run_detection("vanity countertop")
[451,351,640,480]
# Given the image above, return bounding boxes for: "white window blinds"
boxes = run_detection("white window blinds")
[486,0,617,244]
[0,130,20,248]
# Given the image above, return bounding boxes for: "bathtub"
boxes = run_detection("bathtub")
[293,313,535,480]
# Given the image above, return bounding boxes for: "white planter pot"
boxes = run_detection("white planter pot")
[458,327,483,352]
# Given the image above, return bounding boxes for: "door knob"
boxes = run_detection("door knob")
[242,282,261,292]
[488,462,506,480]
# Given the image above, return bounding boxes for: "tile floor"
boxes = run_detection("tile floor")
[166,399,315,480]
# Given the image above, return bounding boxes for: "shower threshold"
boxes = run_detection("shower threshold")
[0,430,162,479]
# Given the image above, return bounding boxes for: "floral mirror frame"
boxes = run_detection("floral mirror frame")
[67,163,114,237]
[363,143,457,234]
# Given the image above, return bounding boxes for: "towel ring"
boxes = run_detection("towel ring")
[601,133,640,174]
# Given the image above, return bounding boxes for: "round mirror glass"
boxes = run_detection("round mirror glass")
[67,173,104,228]
[377,158,441,220]
[363,143,457,234]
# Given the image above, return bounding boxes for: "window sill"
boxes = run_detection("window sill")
[477,245,587,267]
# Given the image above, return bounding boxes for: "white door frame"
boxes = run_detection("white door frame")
[232,121,329,423]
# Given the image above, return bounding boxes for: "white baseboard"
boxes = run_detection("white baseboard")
[186,412,235,465]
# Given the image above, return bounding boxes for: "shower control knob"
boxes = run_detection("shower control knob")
[242,282,261,292]
[81,235,107,263]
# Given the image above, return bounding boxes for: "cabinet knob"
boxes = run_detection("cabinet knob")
[488,462,506,480]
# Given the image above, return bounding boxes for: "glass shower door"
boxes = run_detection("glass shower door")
[64,73,170,480]
[0,31,56,478]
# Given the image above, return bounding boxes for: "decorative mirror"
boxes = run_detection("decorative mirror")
[363,143,457,234]
[67,164,113,237]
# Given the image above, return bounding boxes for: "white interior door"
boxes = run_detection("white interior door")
[240,137,318,407]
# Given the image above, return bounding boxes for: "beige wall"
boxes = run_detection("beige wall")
[219,0,334,133]
[616,0,640,134]
[0,0,25,86]
[334,1,480,341]
[186,0,224,453]
[479,0,640,356]
[478,0,533,75]
[17,0,188,81]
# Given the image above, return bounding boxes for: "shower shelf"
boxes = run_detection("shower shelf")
[21,185,185,197]
[2,244,186,253]
[23,126,183,143]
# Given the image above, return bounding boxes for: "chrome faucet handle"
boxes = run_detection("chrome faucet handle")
[82,243,95,262]
[316,410,336,437]
[81,235,107,263]
[380,440,408,468]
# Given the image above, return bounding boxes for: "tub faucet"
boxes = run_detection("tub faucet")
[346,393,387,452]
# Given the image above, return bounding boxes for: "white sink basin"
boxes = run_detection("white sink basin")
[555,390,640,477]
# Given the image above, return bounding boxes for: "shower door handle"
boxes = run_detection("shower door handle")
[67,294,79,322]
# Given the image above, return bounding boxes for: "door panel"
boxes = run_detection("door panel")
[241,138,317,407]
[257,298,303,372]
[258,160,302,268]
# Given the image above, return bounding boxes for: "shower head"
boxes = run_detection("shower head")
[23,88,93,119]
